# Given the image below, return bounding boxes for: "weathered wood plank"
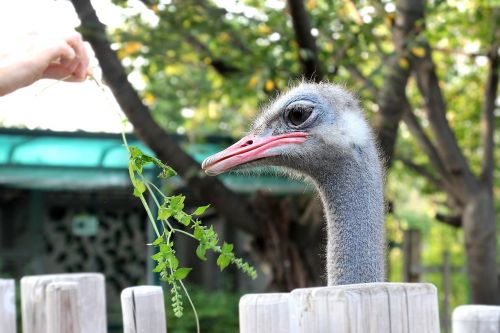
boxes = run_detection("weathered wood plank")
[21,273,106,333]
[0,279,16,333]
[239,283,440,333]
[453,305,500,333]
[46,282,81,333]
[291,283,439,333]
[239,293,290,333]
[121,286,167,333]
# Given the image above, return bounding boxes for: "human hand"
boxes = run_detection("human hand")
[0,30,91,96]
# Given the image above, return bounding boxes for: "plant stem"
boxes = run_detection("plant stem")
[143,181,177,232]
[35,75,73,97]
[144,180,162,208]
[173,228,198,239]
[179,279,200,333]
[145,180,170,200]
[139,194,161,237]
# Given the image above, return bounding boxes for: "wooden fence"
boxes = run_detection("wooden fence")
[0,273,499,332]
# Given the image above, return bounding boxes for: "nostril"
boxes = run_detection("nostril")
[241,140,253,147]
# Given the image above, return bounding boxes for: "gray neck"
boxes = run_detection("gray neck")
[310,146,385,285]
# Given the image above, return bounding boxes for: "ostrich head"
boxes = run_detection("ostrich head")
[202,82,385,286]
[202,82,373,178]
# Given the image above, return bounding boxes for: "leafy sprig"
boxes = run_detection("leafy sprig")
[121,131,256,330]
[87,75,256,331]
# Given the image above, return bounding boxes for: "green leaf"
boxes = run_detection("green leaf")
[169,195,185,211]
[174,211,191,226]
[133,180,146,197]
[166,253,179,270]
[204,226,219,248]
[173,267,192,280]
[128,146,144,158]
[158,206,173,220]
[196,244,207,260]
[153,262,166,272]
[221,242,234,254]
[193,225,203,240]
[159,165,177,179]
[152,236,163,246]
[151,252,163,261]
[193,205,210,216]
[217,253,231,271]
[160,243,171,254]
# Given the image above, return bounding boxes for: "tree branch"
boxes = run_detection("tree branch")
[399,157,443,189]
[71,0,261,236]
[435,213,462,228]
[480,19,500,188]
[372,0,424,166]
[184,34,240,76]
[139,0,251,55]
[327,33,358,77]
[433,47,487,59]
[192,0,253,54]
[402,104,449,183]
[344,64,379,97]
[412,43,480,199]
[286,0,323,82]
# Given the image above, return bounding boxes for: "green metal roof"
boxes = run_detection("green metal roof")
[0,128,309,194]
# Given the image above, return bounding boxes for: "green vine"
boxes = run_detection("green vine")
[120,121,257,330]
[85,75,256,331]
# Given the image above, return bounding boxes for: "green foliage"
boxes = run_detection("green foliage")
[111,0,497,174]
[121,131,256,326]
[386,162,470,310]
[166,287,241,333]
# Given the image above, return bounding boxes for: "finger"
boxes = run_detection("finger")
[43,63,85,82]
[42,64,72,80]
[43,57,79,80]
[64,58,81,75]
[64,33,91,79]
[76,45,92,80]
[52,40,76,64]
[69,63,87,82]
[66,33,87,63]
[86,66,94,77]
[41,31,92,82]
[79,42,92,77]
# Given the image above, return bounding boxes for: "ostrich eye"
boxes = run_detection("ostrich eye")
[286,105,313,127]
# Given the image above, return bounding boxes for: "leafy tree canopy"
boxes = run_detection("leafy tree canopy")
[111,0,499,217]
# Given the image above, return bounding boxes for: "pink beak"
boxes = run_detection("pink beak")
[201,132,308,176]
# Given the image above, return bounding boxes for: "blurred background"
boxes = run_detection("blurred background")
[0,0,498,332]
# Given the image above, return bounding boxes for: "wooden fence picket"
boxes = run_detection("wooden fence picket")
[0,279,16,333]
[121,286,167,333]
[240,283,440,333]
[21,273,106,333]
[239,293,291,333]
[453,305,500,333]
[6,274,488,333]
[46,282,81,333]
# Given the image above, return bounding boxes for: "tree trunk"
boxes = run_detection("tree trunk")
[373,0,423,165]
[71,0,263,236]
[287,0,323,82]
[462,190,500,304]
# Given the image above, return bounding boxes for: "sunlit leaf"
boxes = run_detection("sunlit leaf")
[173,267,192,280]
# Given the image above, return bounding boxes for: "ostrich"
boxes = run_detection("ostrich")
[201,82,384,285]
